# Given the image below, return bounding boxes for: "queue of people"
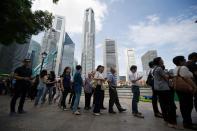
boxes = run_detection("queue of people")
[8,52,197,130]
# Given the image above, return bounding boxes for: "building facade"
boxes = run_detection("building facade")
[27,40,41,69]
[103,39,119,81]
[60,33,75,75]
[81,8,95,78]
[41,15,65,75]
[126,48,136,81]
[0,39,30,74]
[141,50,157,75]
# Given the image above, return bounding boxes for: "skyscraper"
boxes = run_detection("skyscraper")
[126,48,136,81]
[141,50,157,75]
[103,39,119,81]
[41,15,65,75]
[60,33,75,75]
[81,8,95,78]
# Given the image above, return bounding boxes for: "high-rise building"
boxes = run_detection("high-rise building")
[81,8,95,78]
[141,50,157,75]
[41,15,65,75]
[60,33,75,75]
[27,40,41,69]
[126,48,136,81]
[103,39,119,81]
[0,39,30,74]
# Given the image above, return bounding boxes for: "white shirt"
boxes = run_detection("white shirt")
[129,72,142,86]
[94,71,104,85]
[173,66,193,78]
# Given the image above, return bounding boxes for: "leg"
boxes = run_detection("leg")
[10,86,20,112]
[61,90,68,108]
[194,93,197,112]
[72,92,80,112]
[93,85,101,113]
[34,89,43,106]
[18,86,28,112]
[41,87,48,104]
[152,89,160,114]
[109,88,116,112]
[70,92,75,109]
[100,90,105,108]
[85,92,88,108]
[176,91,193,125]
[114,89,122,110]
[48,87,53,104]
[69,92,73,104]
[132,86,139,114]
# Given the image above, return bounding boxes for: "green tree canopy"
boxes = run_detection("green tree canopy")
[0,0,58,45]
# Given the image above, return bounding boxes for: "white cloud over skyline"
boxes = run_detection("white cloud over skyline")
[32,0,108,33]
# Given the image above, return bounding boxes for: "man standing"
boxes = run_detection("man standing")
[186,52,197,112]
[10,59,32,115]
[108,67,126,114]
[129,65,144,118]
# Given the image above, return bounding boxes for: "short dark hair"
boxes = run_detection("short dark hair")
[96,65,103,71]
[148,61,154,68]
[188,52,197,60]
[130,65,137,71]
[40,70,47,78]
[76,65,82,70]
[153,57,162,66]
[173,56,185,66]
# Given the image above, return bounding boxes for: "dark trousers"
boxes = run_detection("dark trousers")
[100,90,105,108]
[157,90,177,124]
[52,87,56,100]
[61,90,69,108]
[93,85,102,113]
[194,93,197,112]
[85,92,92,108]
[70,92,75,108]
[10,85,28,112]
[176,91,193,125]
[109,88,121,111]
[69,92,74,104]
[132,85,140,113]
[152,89,160,114]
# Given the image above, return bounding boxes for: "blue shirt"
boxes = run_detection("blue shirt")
[107,73,117,87]
[73,71,83,93]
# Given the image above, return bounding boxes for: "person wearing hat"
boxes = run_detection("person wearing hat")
[10,59,32,115]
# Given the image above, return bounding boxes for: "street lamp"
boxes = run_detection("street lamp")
[40,52,47,73]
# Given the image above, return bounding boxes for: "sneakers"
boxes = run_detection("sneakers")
[18,110,27,114]
[155,112,163,118]
[133,112,144,118]
[119,108,127,113]
[74,111,81,115]
[63,107,68,111]
[109,111,116,114]
[94,113,101,116]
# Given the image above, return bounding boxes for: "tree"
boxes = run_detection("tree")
[0,0,58,45]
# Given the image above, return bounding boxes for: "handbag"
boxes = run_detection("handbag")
[101,81,108,90]
[173,67,196,93]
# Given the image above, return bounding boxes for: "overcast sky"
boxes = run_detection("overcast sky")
[32,0,197,76]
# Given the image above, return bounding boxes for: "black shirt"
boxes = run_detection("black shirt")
[46,77,55,87]
[14,65,32,86]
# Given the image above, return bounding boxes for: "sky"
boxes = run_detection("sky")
[32,0,197,76]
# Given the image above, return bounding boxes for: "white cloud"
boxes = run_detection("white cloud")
[32,0,108,33]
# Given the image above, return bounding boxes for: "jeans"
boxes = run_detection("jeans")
[42,86,53,104]
[72,92,81,112]
[100,90,105,108]
[109,87,122,112]
[34,88,44,106]
[132,85,140,113]
[93,85,102,113]
[157,90,177,124]
[176,91,193,125]
[10,84,28,112]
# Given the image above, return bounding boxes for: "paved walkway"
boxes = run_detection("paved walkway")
[0,95,196,131]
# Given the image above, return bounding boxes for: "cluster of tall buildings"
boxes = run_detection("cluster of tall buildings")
[0,7,158,85]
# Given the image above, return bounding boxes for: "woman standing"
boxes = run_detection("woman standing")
[34,70,48,106]
[93,65,105,116]
[61,67,72,111]
[84,73,93,110]
[153,57,180,129]
[43,71,56,104]
[173,56,197,130]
